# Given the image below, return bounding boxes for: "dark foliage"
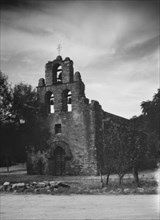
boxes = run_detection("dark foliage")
[0,72,50,167]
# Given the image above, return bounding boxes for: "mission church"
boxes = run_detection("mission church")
[27,54,128,176]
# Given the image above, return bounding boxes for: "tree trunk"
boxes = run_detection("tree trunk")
[132,167,139,186]
[106,173,110,185]
[118,175,123,185]
[6,158,10,173]
[7,166,9,173]
[99,169,104,188]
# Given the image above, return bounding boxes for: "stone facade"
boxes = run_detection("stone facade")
[27,56,129,176]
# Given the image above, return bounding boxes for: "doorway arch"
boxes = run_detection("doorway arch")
[54,146,65,176]
[48,141,72,176]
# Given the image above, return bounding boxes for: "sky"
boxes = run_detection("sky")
[1,0,159,119]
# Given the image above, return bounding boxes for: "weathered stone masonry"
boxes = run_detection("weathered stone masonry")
[27,56,128,176]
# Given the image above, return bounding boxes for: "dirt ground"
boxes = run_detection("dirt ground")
[1,194,159,220]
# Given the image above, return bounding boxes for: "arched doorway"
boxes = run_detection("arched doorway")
[54,146,65,176]
[48,141,72,176]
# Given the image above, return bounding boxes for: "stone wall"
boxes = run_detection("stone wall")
[27,100,98,175]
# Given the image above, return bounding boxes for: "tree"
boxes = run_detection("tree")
[141,89,160,137]
[103,120,131,186]
[0,71,12,124]
[103,146,116,185]
[128,90,160,184]
[103,120,123,185]
[113,126,131,185]
[0,71,14,169]
[12,83,50,156]
[102,90,160,187]
[12,83,51,159]
[127,120,148,186]
[0,78,50,168]
[12,82,38,124]
[141,89,160,163]
[103,118,149,186]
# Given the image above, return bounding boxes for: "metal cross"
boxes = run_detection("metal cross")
[57,44,62,55]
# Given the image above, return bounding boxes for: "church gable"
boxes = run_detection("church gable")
[44,56,74,86]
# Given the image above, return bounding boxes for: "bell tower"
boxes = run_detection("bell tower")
[37,56,86,114]
[45,56,74,86]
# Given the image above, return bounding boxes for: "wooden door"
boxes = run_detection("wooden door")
[54,147,65,176]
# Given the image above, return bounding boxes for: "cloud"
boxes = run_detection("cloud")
[1,0,159,118]
[114,35,159,61]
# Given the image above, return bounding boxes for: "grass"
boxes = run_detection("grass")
[0,164,159,194]
[0,163,26,174]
